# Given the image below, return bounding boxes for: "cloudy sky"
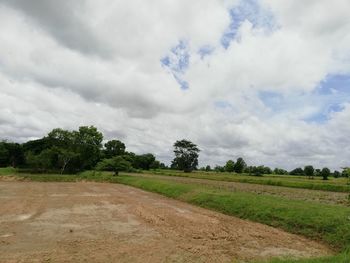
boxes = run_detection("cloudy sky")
[1,0,350,170]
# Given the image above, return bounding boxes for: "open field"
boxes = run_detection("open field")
[128,173,350,206]
[145,169,350,193]
[1,171,350,262]
[0,181,333,263]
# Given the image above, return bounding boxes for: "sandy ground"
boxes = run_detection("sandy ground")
[135,173,349,206]
[0,181,331,263]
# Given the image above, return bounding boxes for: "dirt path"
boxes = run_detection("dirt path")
[0,182,331,263]
[134,173,349,206]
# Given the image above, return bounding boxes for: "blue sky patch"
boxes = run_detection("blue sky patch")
[161,40,190,90]
[317,74,350,95]
[221,0,277,49]
[259,74,350,123]
[198,45,215,59]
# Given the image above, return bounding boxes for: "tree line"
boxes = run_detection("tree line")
[201,159,349,180]
[0,126,164,174]
[0,129,349,178]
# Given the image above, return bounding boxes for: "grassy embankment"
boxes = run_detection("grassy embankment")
[143,169,350,193]
[1,168,350,262]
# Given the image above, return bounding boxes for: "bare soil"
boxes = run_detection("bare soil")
[136,173,349,206]
[0,181,331,263]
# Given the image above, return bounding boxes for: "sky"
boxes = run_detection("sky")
[0,0,350,170]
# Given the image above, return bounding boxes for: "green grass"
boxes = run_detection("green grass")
[144,169,350,193]
[0,167,18,175]
[263,251,350,263]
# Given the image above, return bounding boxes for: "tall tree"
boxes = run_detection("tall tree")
[304,165,314,179]
[321,167,330,180]
[133,153,156,170]
[73,126,103,169]
[233,157,246,173]
[0,141,25,167]
[103,140,126,158]
[172,139,200,173]
[225,160,235,172]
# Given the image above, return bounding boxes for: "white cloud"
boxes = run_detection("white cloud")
[0,0,350,170]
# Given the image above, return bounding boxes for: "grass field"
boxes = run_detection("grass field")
[1,168,350,262]
[144,169,350,193]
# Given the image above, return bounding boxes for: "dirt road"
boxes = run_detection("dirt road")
[0,181,331,262]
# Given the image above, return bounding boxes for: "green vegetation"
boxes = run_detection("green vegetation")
[145,169,350,192]
[0,126,163,174]
[0,166,18,175]
[262,251,349,263]
[171,139,200,172]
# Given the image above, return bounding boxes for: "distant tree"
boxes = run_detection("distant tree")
[159,162,166,169]
[321,167,330,180]
[263,166,272,174]
[333,170,341,178]
[0,141,25,167]
[233,157,246,173]
[205,165,211,172]
[73,126,103,170]
[47,129,78,173]
[150,160,160,169]
[52,147,79,174]
[245,166,265,176]
[289,167,304,176]
[95,156,131,175]
[304,165,314,179]
[133,153,156,170]
[103,140,126,158]
[25,149,54,171]
[0,143,9,167]
[225,160,235,172]
[22,137,52,155]
[172,140,200,172]
[273,168,288,175]
[341,169,349,178]
[315,169,321,177]
[214,165,225,172]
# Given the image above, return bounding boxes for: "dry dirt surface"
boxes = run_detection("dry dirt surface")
[0,181,331,263]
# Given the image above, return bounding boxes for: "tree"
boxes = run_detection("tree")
[333,170,341,178]
[263,166,272,174]
[315,169,321,177]
[214,165,225,172]
[273,168,288,175]
[0,141,25,167]
[205,165,211,172]
[233,157,246,173]
[73,126,103,170]
[172,140,200,172]
[47,129,77,173]
[103,140,126,158]
[304,165,314,179]
[96,156,131,175]
[341,168,350,178]
[321,167,330,180]
[289,167,304,176]
[225,160,235,172]
[53,147,79,174]
[150,160,160,169]
[25,149,55,171]
[133,153,156,170]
